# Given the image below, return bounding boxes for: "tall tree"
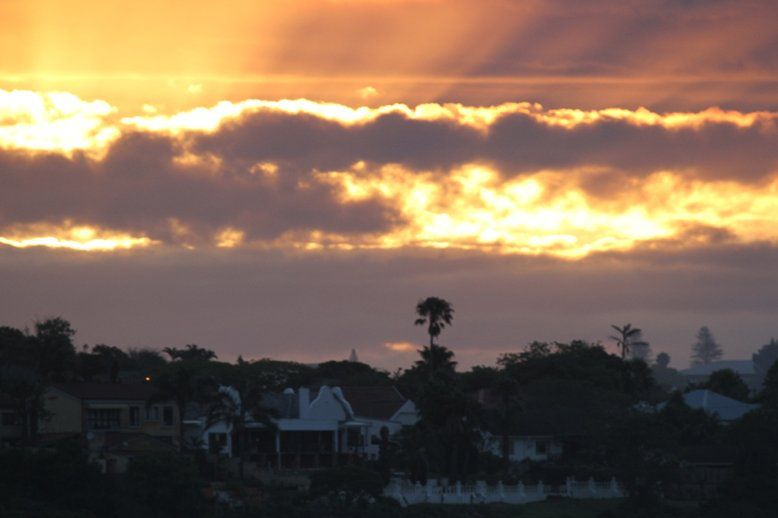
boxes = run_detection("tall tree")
[655,352,671,369]
[0,365,45,440]
[150,364,209,450]
[32,318,77,381]
[206,357,276,479]
[414,344,457,374]
[753,338,778,380]
[691,326,723,366]
[609,323,648,360]
[414,296,454,347]
[700,369,750,401]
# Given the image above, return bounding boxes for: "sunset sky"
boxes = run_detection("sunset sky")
[2,0,777,369]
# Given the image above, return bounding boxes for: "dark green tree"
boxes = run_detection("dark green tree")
[752,338,778,381]
[31,317,77,381]
[206,357,277,479]
[151,363,211,450]
[699,368,750,401]
[0,365,44,440]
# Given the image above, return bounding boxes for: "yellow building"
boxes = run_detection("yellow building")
[41,383,180,472]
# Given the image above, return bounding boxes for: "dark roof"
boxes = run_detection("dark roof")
[340,386,408,420]
[52,382,157,401]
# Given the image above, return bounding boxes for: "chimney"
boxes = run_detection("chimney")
[298,387,310,418]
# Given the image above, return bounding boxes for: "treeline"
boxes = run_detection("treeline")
[2,307,778,517]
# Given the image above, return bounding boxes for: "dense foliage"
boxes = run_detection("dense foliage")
[2,311,778,517]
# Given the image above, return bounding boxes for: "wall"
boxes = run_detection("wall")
[40,388,83,434]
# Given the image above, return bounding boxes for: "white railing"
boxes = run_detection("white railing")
[384,477,623,506]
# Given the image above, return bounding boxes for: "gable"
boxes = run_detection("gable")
[306,386,349,420]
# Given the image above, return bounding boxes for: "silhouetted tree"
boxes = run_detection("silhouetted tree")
[414,344,457,374]
[698,369,750,401]
[32,318,77,381]
[0,365,44,440]
[759,359,778,407]
[151,363,211,450]
[691,326,723,366]
[163,344,217,362]
[125,347,167,378]
[609,323,648,360]
[414,297,454,347]
[753,338,778,381]
[655,352,671,369]
[206,357,277,479]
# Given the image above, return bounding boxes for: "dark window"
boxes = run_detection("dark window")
[162,406,174,426]
[145,406,159,421]
[87,409,121,430]
[535,440,548,454]
[129,406,140,427]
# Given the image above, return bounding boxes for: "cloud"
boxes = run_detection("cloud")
[384,341,418,352]
[2,91,778,257]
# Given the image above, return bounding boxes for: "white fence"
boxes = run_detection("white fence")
[384,477,624,506]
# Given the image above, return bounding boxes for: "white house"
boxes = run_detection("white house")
[194,385,418,469]
[481,433,563,463]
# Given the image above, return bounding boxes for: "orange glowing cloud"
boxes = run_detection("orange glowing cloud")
[384,341,418,353]
[0,223,155,251]
[2,89,778,258]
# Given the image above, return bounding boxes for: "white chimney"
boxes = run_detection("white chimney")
[298,387,310,418]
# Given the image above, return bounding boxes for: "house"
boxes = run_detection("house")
[662,389,759,422]
[40,383,180,472]
[198,385,418,469]
[680,360,760,392]
[481,433,563,463]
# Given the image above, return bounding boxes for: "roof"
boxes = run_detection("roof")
[339,386,408,420]
[680,389,759,421]
[52,382,157,401]
[681,360,755,377]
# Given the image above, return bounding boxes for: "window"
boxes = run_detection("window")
[129,406,140,427]
[145,406,159,421]
[162,406,174,426]
[87,409,121,430]
[535,440,548,455]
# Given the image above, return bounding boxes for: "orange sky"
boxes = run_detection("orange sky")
[1,0,778,366]
[2,0,777,110]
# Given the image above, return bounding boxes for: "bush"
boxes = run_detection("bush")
[309,465,385,501]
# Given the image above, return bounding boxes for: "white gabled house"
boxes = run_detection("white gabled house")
[192,385,418,469]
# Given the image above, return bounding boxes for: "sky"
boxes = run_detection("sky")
[1,0,777,370]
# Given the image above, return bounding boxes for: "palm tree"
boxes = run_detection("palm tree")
[206,357,277,480]
[609,323,648,360]
[414,297,454,347]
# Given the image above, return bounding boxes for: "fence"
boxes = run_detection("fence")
[384,477,624,506]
